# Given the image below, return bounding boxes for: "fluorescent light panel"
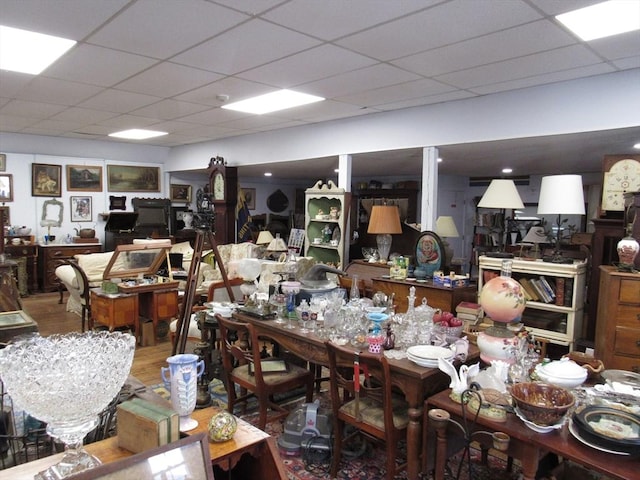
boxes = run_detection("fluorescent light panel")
[0,25,76,75]
[109,129,168,140]
[556,0,640,41]
[222,89,324,114]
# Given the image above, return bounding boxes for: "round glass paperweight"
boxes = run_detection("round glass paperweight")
[0,331,136,479]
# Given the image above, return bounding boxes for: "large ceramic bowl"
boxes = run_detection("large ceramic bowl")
[573,406,640,455]
[510,382,574,426]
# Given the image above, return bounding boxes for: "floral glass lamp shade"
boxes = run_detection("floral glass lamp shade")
[537,175,585,263]
[435,216,459,269]
[477,179,524,257]
[367,205,402,262]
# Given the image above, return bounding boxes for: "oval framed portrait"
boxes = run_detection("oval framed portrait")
[415,231,444,277]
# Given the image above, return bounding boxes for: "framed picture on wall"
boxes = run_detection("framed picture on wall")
[67,165,103,191]
[70,196,92,222]
[0,154,6,172]
[107,165,160,192]
[243,188,256,210]
[32,163,62,197]
[0,174,13,202]
[170,184,192,202]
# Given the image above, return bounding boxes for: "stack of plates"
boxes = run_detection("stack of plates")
[406,345,454,367]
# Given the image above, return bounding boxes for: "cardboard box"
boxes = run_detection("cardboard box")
[433,273,470,288]
[117,398,179,453]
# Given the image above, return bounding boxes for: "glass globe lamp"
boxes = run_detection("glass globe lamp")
[0,331,136,479]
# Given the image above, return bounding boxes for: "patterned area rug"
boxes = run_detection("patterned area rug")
[151,381,523,480]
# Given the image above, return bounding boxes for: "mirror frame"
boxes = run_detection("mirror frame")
[40,198,64,227]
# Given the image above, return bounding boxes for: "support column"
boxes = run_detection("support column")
[420,147,439,231]
[337,154,352,264]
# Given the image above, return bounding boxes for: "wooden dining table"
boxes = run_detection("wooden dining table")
[233,310,479,480]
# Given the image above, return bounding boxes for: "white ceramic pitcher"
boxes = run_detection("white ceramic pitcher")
[161,353,204,431]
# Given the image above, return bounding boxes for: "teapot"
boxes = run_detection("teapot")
[74,227,95,238]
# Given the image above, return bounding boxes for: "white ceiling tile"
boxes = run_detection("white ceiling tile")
[44,45,158,87]
[130,99,211,120]
[0,115,37,131]
[14,77,103,105]
[300,64,422,99]
[612,56,640,70]
[336,0,543,60]
[392,20,577,77]
[528,0,602,16]
[587,30,640,61]
[237,44,377,87]
[263,0,436,40]
[210,0,284,15]
[97,114,159,129]
[286,100,379,122]
[435,45,603,89]
[87,0,249,59]
[0,71,37,98]
[78,89,161,114]
[375,90,477,111]
[174,77,273,105]
[50,107,119,124]
[115,63,223,97]
[172,19,321,75]
[31,118,85,132]
[177,107,245,126]
[0,100,67,119]
[336,78,456,107]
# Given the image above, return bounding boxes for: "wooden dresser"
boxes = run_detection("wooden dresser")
[38,243,102,292]
[595,266,640,372]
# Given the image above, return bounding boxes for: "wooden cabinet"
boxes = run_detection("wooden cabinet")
[38,243,102,292]
[371,277,477,314]
[478,256,586,348]
[595,266,640,372]
[305,180,348,268]
[91,289,139,333]
[4,240,38,294]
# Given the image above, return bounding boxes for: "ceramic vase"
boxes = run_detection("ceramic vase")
[161,353,204,432]
[617,233,639,268]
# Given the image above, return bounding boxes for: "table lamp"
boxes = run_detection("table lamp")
[266,233,288,260]
[435,216,459,271]
[537,174,585,264]
[477,179,524,258]
[519,226,547,258]
[256,230,274,258]
[367,205,402,262]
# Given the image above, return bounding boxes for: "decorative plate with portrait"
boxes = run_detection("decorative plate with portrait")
[415,231,444,277]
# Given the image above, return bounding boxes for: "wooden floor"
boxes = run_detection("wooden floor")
[20,292,175,386]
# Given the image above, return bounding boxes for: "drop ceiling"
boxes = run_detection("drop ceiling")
[1,0,639,178]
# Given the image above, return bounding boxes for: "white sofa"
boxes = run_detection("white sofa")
[56,241,258,317]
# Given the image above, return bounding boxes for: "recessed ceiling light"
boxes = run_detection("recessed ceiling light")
[108,129,168,140]
[0,25,76,75]
[264,172,272,177]
[334,169,340,173]
[634,142,640,149]
[502,168,513,174]
[437,158,443,163]
[221,89,324,115]
[556,0,640,41]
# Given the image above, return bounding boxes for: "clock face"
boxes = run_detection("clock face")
[213,173,225,200]
[601,158,640,211]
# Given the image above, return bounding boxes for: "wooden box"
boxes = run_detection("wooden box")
[117,398,179,454]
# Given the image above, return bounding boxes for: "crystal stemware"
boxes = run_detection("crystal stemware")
[269,292,287,324]
[0,331,136,479]
[280,281,300,330]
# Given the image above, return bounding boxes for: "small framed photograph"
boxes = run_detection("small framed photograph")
[0,154,6,172]
[243,188,256,210]
[32,163,62,197]
[67,165,103,191]
[0,206,9,225]
[0,174,13,202]
[70,196,92,222]
[109,196,127,210]
[170,184,192,202]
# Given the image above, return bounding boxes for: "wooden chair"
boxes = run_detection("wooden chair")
[60,260,91,332]
[325,341,409,480]
[216,314,314,430]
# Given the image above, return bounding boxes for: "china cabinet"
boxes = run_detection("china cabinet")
[305,180,349,268]
[478,256,586,348]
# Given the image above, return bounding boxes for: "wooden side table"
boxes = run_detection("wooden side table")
[90,288,139,342]
[138,288,179,344]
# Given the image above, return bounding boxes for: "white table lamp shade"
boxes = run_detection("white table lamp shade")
[537,175,585,215]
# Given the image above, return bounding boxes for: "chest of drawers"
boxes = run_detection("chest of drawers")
[38,244,102,292]
[595,266,640,372]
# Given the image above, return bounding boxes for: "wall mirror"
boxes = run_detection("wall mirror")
[40,199,64,227]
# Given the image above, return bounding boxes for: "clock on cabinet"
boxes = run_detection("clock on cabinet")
[207,156,238,244]
[600,155,640,215]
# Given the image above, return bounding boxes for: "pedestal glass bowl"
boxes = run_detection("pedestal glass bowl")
[0,331,136,479]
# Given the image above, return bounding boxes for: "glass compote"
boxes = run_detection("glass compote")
[269,291,287,324]
[0,331,136,479]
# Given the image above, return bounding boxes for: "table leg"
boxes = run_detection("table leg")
[406,406,423,480]
[519,445,539,480]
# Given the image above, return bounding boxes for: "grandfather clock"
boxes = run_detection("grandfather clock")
[208,156,238,245]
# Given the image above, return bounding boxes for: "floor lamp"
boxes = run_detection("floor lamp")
[537,174,585,264]
[477,179,525,258]
[367,205,402,263]
[435,216,459,271]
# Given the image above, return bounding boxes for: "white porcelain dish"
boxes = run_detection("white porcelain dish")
[406,345,454,361]
[514,406,565,433]
[406,355,440,368]
[536,363,587,389]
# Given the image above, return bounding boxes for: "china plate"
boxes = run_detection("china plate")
[601,369,640,389]
[407,345,454,360]
[514,406,564,433]
[406,354,440,368]
[568,419,630,456]
[204,301,239,310]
